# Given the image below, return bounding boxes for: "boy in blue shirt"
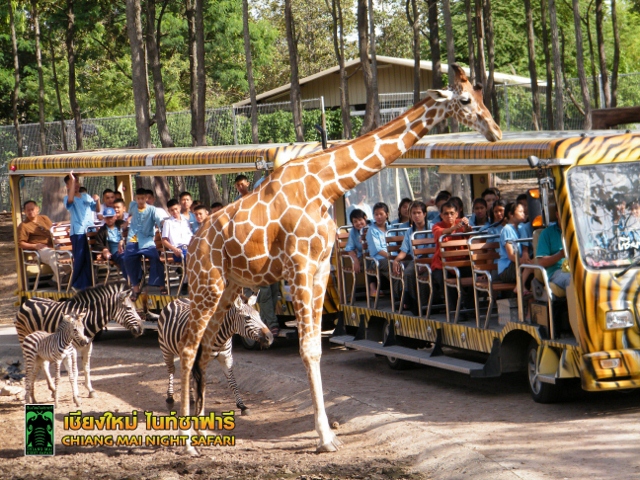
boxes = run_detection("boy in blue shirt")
[64,172,101,290]
[124,187,167,300]
[94,207,127,278]
[344,209,368,274]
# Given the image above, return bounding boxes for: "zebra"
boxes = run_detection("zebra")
[158,294,273,415]
[23,311,90,407]
[15,283,144,398]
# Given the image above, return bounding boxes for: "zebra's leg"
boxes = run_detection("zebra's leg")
[217,348,249,415]
[41,359,55,399]
[67,350,81,407]
[77,342,96,398]
[24,353,36,404]
[53,360,61,408]
[163,351,175,405]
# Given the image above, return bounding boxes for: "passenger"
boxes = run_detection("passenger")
[392,198,412,227]
[210,202,224,213]
[178,191,198,233]
[124,187,167,300]
[482,187,500,222]
[536,204,570,293]
[114,191,123,201]
[516,193,529,222]
[346,187,374,221]
[97,189,116,220]
[626,201,640,242]
[190,200,202,212]
[162,199,193,264]
[449,196,465,219]
[192,204,209,230]
[64,172,101,290]
[365,202,391,297]
[234,174,251,199]
[344,209,369,274]
[94,207,127,279]
[469,198,490,229]
[428,191,451,224]
[497,202,534,293]
[146,189,170,221]
[431,200,472,316]
[391,201,430,315]
[486,200,507,236]
[18,200,68,286]
[113,198,129,222]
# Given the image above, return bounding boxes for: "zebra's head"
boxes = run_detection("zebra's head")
[62,310,90,347]
[112,290,144,337]
[232,295,273,349]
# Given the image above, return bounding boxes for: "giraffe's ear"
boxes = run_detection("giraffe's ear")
[426,89,453,102]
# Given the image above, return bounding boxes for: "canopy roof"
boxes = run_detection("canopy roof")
[9,130,639,177]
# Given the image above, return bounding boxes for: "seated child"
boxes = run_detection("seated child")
[162,199,193,263]
[365,202,391,297]
[344,209,368,274]
[94,207,127,278]
[497,202,534,292]
[192,204,210,231]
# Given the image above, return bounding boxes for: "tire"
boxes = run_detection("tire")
[383,320,410,370]
[527,340,561,403]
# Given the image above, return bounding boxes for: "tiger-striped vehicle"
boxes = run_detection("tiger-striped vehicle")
[9,131,640,402]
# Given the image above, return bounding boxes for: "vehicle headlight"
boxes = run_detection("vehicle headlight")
[605,310,634,330]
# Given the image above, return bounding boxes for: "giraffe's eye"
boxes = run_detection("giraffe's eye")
[459,97,472,105]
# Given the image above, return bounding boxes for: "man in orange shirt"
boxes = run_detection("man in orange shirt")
[18,200,68,286]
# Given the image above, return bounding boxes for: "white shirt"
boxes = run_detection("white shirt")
[162,216,193,247]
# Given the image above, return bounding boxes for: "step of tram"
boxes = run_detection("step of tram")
[330,335,486,375]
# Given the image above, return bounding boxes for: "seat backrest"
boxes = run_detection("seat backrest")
[386,227,409,260]
[440,232,474,270]
[51,224,72,252]
[412,232,437,267]
[86,228,100,253]
[532,229,544,282]
[335,226,351,254]
[468,234,501,273]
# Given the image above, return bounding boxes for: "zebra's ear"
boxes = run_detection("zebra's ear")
[247,295,258,307]
[234,295,243,309]
[119,290,132,301]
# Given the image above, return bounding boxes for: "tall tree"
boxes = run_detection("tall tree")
[474,0,487,89]
[483,0,499,123]
[595,0,611,108]
[368,0,381,126]
[67,0,83,150]
[571,0,591,128]
[548,0,564,130]
[195,0,206,142]
[442,0,459,132]
[49,36,68,151]
[540,0,554,129]
[31,0,47,155]
[357,0,376,134]
[146,0,175,148]
[583,1,600,109]
[242,0,259,144]
[611,0,621,107]
[405,0,421,105]
[285,0,304,142]
[9,0,23,157]
[464,0,476,85]
[186,0,205,146]
[326,0,352,139]
[524,0,541,130]
[125,0,152,148]
[426,0,442,133]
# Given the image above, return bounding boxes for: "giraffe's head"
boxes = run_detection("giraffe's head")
[426,64,502,142]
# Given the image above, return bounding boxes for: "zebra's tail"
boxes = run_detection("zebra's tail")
[192,343,204,414]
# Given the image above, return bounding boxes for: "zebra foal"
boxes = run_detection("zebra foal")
[158,295,273,415]
[23,311,89,407]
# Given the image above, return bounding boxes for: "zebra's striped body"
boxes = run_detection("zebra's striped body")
[23,312,89,407]
[16,283,143,397]
[158,295,272,414]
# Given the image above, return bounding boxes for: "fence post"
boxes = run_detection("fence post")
[320,96,327,140]
[231,107,238,145]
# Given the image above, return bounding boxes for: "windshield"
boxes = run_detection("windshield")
[568,162,640,269]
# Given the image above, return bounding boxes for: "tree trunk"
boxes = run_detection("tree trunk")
[126,0,152,148]
[41,178,69,222]
[368,0,381,126]
[186,0,205,146]
[327,0,351,139]
[548,0,564,130]
[32,0,47,155]
[442,0,459,132]
[405,0,420,105]
[582,2,599,109]
[242,0,259,143]
[195,0,206,144]
[595,0,610,108]
[357,0,376,135]
[67,0,83,150]
[9,0,23,157]
[483,0,499,124]
[610,0,620,107]
[146,0,175,148]
[572,0,591,129]
[427,0,443,133]
[540,0,554,129]
[49,37,67,151]
[464,0,476,85]
[474,0,487,89]
[285,0,304,142]
[524,0,541,131]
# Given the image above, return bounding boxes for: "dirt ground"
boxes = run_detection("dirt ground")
[2,216,640,479]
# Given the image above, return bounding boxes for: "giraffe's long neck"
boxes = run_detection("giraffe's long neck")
[310,96,447,205]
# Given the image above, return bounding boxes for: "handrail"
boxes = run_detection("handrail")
[507,237,533,323]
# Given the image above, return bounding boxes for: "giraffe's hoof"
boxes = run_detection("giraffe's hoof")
[316,436,342,453]
[240,408,250,416]
[89,391,97,399]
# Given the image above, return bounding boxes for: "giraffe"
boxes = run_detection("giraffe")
[179,64,502,454]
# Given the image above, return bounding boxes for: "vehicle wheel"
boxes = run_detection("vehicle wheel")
[383,320,409,370]
[240,336,260,350]
[527,341,561,403]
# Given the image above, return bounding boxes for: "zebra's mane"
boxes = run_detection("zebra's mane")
[65,282,128,307]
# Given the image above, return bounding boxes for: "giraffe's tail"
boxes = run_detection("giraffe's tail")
[192,344,204,414]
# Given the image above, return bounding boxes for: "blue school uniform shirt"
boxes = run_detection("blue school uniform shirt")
[518,221,533,248]
[400,224,432,256]
[106,225,123,254]
[366,223,389,262]
[469,214,491,231]
[64,193,97,235]
[486,221,504,237]
[498,223,521,274]
[127,205,165,249]
[344,226,364,258]
[427,210,441,224]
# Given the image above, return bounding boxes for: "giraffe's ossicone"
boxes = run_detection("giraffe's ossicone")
[179,63,501,455]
